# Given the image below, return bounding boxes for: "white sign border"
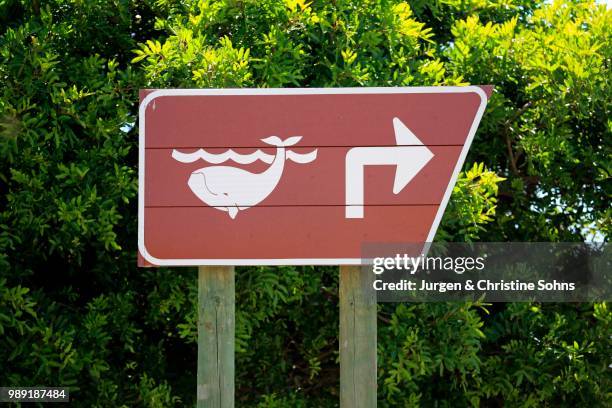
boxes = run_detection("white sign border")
[139,86,488,266]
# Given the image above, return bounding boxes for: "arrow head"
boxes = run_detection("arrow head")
[391,118,434,194]
[393,117,424,146]
[392,146,434,194]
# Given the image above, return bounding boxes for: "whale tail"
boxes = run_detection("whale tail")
[261,136,302,147]
[261,135,317,164]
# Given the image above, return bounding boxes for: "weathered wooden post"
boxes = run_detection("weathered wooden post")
[197,266,235,408]
[339,265,377,407]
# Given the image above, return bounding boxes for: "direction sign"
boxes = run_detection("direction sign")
[139,87,490,266]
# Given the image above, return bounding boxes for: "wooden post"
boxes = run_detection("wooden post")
[197,266,235,408]
[339,265,377,407]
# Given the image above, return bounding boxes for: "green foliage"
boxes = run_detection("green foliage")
[0,0,610,406]
[440,162,505,241]
[446,2,611,241]
[378,302,488,406]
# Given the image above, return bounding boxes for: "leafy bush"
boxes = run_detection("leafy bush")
[1,0,609,406]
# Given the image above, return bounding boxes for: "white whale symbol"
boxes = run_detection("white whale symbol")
[172,136,317,219]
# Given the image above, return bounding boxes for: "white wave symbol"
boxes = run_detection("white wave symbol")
[171,148,317,164]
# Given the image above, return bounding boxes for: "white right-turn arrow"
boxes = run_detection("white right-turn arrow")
[345,118,434,218]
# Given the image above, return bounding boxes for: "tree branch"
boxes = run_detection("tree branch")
[503,101,532,176]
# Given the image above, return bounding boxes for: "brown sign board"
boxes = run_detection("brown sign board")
[139,87,491,266]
